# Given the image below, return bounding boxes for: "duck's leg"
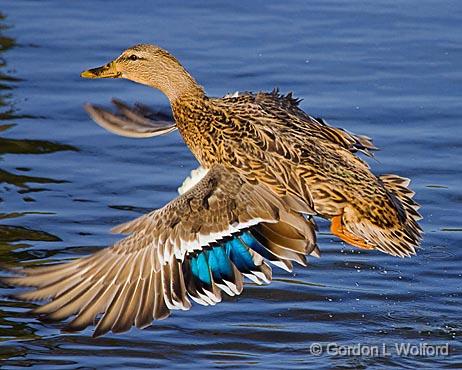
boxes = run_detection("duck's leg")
[330,214,373,250]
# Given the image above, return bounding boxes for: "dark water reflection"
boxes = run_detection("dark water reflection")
[0,1,461,369]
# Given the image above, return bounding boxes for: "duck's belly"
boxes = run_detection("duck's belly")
[309,185,348,218]
[306,168,388,220]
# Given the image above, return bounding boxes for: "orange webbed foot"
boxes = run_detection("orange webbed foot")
[330,214,373,250]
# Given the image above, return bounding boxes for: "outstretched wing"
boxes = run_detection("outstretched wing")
[3,165,317,337]
[84,99,177,138]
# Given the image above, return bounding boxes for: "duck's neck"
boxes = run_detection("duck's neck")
[159,66,205,104]
[171,92,221,168]
[168,80,204,103]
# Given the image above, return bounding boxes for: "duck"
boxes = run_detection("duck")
[3,44,422,337]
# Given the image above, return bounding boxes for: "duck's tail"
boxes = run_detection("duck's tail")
[331,174,423,257]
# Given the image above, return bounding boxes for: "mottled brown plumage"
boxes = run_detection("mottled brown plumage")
[170,88,421,254]
[3,44,422,337]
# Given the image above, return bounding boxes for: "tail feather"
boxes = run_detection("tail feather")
[343,174,422,257]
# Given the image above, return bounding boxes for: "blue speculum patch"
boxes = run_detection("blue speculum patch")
[190,231,262,285]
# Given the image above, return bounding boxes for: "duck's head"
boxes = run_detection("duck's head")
[81,44,203,102]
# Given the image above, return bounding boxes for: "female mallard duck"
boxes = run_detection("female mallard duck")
[5,44,422,337]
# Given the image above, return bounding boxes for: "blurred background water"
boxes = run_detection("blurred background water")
[0,1,461,369]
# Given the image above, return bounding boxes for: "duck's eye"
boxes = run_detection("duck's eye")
[128,54,139,61]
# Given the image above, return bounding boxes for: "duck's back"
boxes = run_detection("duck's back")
[216,90,377,156]
[210,90,382,208]
[208,90,422,256]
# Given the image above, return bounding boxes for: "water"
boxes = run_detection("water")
[0,1,461,368]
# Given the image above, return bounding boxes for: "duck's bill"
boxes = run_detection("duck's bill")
[80,61,121,79]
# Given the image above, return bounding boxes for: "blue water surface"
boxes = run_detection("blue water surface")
[0,1,461,369]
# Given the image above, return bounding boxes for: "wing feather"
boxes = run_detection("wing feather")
[84,101,176,138]
[3,165,317,336]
